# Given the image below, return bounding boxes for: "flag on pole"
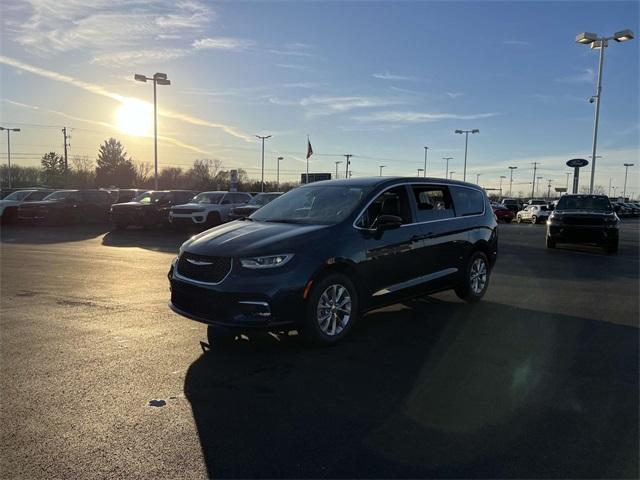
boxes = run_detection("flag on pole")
[306,138,313,159]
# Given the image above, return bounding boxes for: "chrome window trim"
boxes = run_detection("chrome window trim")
[352,181,486,231]
[173,257,234,286]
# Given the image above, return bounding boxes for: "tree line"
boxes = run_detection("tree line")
[0,137,298,192]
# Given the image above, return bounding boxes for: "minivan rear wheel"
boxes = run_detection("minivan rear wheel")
[302,273,358,345]
[455,251,490,303]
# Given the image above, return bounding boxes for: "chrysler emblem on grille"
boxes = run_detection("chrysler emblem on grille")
[186,258,213,266]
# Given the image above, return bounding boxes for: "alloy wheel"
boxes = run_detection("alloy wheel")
[469,258,487,295]
[316,284,352,336]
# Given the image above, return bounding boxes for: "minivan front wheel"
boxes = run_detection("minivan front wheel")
[455,251,490,302]
[302,273,358,345]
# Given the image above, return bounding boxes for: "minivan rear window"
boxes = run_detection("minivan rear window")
[450,186,485,217]
[410,185,455,222]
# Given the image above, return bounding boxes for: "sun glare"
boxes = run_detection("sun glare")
[115,99,153,137]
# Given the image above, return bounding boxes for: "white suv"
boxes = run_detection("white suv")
[516,204,550,224]
[169,191,252,229]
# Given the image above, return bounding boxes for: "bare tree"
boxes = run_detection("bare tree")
[133,161,153,187]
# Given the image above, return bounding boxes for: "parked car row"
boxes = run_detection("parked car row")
[612,202,640,218]
[1,187,283,229]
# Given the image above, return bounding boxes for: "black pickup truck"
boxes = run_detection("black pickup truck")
[18,189,115,225]
[110,190,198,229]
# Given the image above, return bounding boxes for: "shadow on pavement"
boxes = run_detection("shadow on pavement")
[102,229,190,254]
[184,297,638,478]
[0,223,110,244]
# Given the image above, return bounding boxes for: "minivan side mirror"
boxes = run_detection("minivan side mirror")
[376,214,402,231]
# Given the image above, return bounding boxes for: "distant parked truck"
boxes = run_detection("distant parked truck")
[228,192,283,220]
[0,189,54,224]
[500,198,521,214]
[18,189,115,225]
[169,191,252,230]
[110,190,198,229]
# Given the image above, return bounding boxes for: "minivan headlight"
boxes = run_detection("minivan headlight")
[240,254,293,269]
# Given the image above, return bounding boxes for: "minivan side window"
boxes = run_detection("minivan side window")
[450,186,485,217]
[410,185,455,222]
[356,185,412,229]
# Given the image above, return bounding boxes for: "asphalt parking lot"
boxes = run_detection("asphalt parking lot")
[1,220,638,478]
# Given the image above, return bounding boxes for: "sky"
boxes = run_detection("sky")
[0,0,639,196]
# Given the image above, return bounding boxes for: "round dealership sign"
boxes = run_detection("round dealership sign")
[566,158,589,168]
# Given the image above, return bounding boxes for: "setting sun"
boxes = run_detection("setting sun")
[115,98,153,137]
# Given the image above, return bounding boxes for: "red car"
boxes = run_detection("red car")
[492,204,514,223]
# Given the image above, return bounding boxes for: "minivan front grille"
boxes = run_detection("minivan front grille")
[176,253,231,284]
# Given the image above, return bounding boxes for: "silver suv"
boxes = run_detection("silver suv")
[169,191,251,230]
[516,204,550,224]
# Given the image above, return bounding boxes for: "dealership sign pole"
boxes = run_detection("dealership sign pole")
[566,158,589,194]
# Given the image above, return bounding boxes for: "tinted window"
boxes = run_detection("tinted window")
[25,191,51,201]
[252,185,369,225]
[556,195,612,212]
[411,185,455,222]
[450,186,485,216]
[175,192,195,204]
[230,193,251,204]
[3,191,33,201]
[356,186,412,229]
[44,191,76,201]
[192,193,224,204]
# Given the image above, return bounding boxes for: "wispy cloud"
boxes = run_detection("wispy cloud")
[275,63,311,70]
[372,72,417,81]
[555,68,596,83]
[0,55,253,142]
[91,49,189,67]
[446,92,464,99]
[192,37,254,51]
[269,43,316,58]
[300,95,406,116]
[503,39,532,46]
[351,111,497,124]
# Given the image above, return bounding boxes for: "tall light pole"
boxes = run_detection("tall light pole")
[442,157,452,179]
[575,29,634,193]
[449,171,455,180]
[546,179,553,199]
[134,73,170,190]
[423,146,429,177]
[508,166,517,197]
[417,168,424,176]
[499,175,506,197]
[335,161,342,179]
[276,156,283,190]
[566,172,572,190]
[255,135,272,192]
[623,163,634,199]
[0,127,20,189]
[344,154,353,178]
[475,173,481,185]
[612,185,617,197]
[379,165,386,176]
[454,129,479,181]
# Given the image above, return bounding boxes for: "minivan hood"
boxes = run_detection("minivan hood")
[182,220,329,257]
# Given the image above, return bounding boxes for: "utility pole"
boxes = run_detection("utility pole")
[442,157,452,179]
[531,162,540,198]
[343,154,352,178]
[62,127,70,171]
[276,156,283,190]
[536,176,543,197]
[566,172,571,190]
[508,166,517,197]
[423,146,428,177]
[546,179,553,199]
[0,127,20,189]
[476,173,481,185]
[608,177,612,197]
[449,171,455,180]
[335,161,342,179]
[379,165,386,176]
[623,163,634,199]
[255,134,271,191]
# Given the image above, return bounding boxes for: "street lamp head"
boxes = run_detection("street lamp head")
[454,129,463,134]
[134,74,147,82]
[576,32,598,44]
[613,29,634,42]
[590,40,607,50]
[277,156,284,161]
[156,79,171,86]
[500,175,506,179]
[153,73,168,80]
[12,128,20,132]
[624,163,634,167]
[509,166,517,170]
[471,129,479,134]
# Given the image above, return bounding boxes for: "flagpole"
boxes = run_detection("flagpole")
[306,135,310,184]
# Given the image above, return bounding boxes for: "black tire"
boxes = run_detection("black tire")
[546,235,556,249]
[207,212,221,228]
[207,325,237,348]
[301,273,358,346]
[516,215,522,223]
[531,215,537,224]
[455,251,490,303]
[604,240,618,253]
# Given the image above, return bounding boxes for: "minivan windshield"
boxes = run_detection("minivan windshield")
[191,193,224,204]
[556,195,613,212]
[251,185,369,225]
